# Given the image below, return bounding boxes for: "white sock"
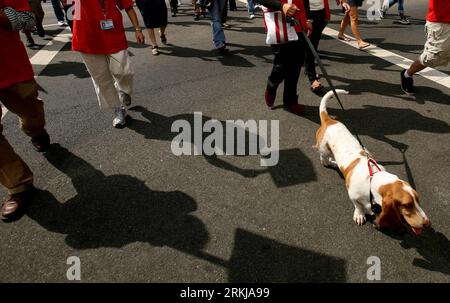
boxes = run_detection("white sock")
[404,70,412,78]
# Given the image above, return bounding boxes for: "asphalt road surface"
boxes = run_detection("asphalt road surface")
[0,0,449,282]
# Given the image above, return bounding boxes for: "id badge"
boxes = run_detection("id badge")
[100,19,114,30]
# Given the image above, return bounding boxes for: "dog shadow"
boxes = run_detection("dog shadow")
[382,228,450,277]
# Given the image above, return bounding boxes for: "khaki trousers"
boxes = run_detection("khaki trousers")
[0,79,46,194]
[420,21,450,68]
[81,50,134,109]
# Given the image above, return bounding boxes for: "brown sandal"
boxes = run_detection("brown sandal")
[338,34,351,42]
[358,41,371,50]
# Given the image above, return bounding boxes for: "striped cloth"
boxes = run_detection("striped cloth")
[2,6,36,31]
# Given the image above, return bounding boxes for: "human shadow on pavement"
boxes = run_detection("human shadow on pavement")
[382,228,450,277]
[205,148,317,187]
[227,229,347,282]
[27,144,209,253]
[319,54,450,101]
[366,38,424,54]
[319,50,399,73]
[164,44,256,67]
[126,106,316,187]
[38,61,91,79]
[26,148,343,282]
[302,104,450,150]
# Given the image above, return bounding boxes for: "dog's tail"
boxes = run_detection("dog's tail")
[319,89,349,123]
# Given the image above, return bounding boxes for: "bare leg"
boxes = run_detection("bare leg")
[406,59,426,77]
[349,6,370,48]
[160,26,166,37]
[339,12,350,40]
[147,28,158,48]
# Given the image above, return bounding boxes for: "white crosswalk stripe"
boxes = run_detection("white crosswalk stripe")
[322,27,450,89]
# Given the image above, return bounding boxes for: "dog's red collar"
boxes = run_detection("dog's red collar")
[368,159,383,215]
[368,159,382,177]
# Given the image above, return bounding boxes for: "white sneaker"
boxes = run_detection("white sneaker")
[249,14,255,19]
[398,16,411,25]
[378,9,385,19]
[113,107,127,128]
[58,20,68,27]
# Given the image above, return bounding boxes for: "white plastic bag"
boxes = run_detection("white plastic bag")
[262,0,298,45]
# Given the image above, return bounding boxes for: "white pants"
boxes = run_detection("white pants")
[81,50,134,109]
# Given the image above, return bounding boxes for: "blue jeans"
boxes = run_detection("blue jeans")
[247,0,255,15]
[51,0,65,22]
[389,0,404,14]
[208,0,227,49]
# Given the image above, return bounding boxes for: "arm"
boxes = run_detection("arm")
[125,6,145,44]
[337,0,350,12]
[0,6,36,31]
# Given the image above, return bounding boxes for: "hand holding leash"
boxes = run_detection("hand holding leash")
[282,3,299,17]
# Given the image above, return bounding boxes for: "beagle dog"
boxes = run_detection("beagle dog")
[315,90,430,235]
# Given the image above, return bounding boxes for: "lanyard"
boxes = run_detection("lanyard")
[100,0,107,19]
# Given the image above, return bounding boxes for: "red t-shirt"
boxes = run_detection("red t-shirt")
[72,0,134,54]
[427,0,450,23]
[0,0,34,89]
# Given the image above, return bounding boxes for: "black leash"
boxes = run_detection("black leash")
[287,16,381,214]
[288,17,366,147]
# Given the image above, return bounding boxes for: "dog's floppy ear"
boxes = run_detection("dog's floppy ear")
[376,193,403,230]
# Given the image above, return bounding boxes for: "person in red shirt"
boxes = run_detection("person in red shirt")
[401,0,450,94]
[256,0,312,115]
[72,0,145,127]
[0,0,51,221]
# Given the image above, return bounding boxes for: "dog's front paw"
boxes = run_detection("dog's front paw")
[353,209,366,226]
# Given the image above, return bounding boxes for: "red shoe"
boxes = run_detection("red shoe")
[287,103,305,116]
[265,87,276,108]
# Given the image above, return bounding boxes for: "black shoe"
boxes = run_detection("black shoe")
[400,69,414,95]
[26,37,35,47]
[217,45,229,55]
[194,14,200,21]
[31,130,50,152]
